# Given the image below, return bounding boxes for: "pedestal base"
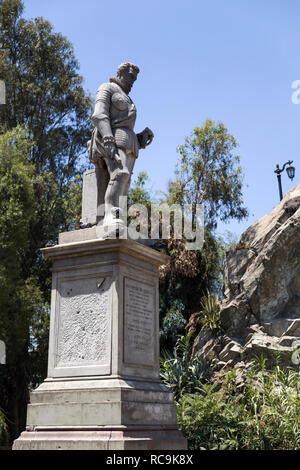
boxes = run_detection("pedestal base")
[13,238,187,450]
[13,427,186,450]
[13,377,187,450]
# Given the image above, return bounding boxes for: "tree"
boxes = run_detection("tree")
[127,171,152,207]
[0,0,92,250]
[0,0,92,180]
[168,119,248,230]
[0,127,42,443]
[125,129,247,324]
[0,0,92,443]
[159,227,222,318]
[160,120,248,319]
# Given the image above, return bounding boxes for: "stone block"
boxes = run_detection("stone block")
[80,167,108,228]
[13,238,186,450]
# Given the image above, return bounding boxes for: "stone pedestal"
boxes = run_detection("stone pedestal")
[80,168,108,228]
[13,237,186,450]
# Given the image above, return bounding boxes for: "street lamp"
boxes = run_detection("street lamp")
[274,160,296,201]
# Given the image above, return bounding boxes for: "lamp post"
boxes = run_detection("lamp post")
[274,160,296,201]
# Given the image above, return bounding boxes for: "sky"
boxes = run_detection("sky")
[22,0,300,239]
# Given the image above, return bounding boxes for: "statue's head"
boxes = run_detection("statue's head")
[112,62,140,94]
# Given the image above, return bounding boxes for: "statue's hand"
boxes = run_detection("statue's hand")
[102,137,122,163]
[143,127,154,147]
[113,151,122,164]
[103,141,122,164]
[137,127,154,149]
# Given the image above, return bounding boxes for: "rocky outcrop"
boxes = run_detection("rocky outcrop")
[194,183,300,367]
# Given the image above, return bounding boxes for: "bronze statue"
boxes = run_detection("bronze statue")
[88,62,153,227]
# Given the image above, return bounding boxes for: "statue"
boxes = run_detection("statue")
[87,62,154,228]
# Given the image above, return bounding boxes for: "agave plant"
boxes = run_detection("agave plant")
[199,292,221,333]
[160,334,212,400]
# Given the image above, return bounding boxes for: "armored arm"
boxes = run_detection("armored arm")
[91,83,114,138]
[91,83,121,163]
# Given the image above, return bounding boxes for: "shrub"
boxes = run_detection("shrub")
[160,334,212,400]
[160,300,186,351]
[176,361,300,450]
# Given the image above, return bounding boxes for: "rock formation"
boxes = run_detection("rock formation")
[193,183,300,368]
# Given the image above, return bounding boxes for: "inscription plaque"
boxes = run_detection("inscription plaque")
[124,278,155,366]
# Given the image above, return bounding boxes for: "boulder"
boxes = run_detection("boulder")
[194,183,300,367]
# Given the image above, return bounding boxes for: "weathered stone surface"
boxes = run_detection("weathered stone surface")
[0,79,5,105]
[44,238,166,380]
[124,278,156,367]
[88,63,154,228]
[13,238,186,450]
[194,183,300,367]
[13,428,186,450]
[80,167,108,227]
[56,276,111,368]
[22,379,177,429]
[0,340,5,364]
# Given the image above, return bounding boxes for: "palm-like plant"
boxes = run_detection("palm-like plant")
[199,292,221,333]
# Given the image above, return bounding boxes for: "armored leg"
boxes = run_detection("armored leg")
[102,149,134,224]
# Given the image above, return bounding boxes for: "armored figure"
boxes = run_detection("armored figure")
[88,62,153,226]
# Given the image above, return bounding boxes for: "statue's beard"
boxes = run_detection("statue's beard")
[110,75,135,94]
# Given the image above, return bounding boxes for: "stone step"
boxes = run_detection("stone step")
[284,319,300,337]
[279,335,300,347]
[261,318,294,337]
[219,341,244,362]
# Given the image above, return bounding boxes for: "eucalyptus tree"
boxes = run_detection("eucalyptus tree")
[161,119,248,317]
[0,0,92,442]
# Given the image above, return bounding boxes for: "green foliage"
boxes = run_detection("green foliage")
[0,0,92,443]
[28,302,50,388]
[0,127,46,442]
[168,119,248,229]
[160,300,186,351]
[177,387,249,450]
[159,120,248,318]
[62,173,83,230]
[0,127,35,283]
[0,0,91,239]
[0,126,37,314]
[127,171,152,235]
[159,226,222,317]
[199,292,221,333]
[160,334,213,400]
[127,171,152,207]
[176,360,300,450]
[0,0,92,180]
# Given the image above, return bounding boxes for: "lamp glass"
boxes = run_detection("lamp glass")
[286,165,295,180]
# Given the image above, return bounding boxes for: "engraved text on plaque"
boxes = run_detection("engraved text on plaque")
[124,278,155,366]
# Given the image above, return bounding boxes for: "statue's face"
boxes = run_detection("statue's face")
[121,64,138,86]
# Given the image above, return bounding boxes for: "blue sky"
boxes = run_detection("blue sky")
[22,0,300,239]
